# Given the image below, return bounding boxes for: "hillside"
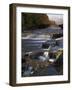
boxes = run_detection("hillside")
[22,13,50,31]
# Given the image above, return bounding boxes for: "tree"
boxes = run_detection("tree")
[22,13,50,31]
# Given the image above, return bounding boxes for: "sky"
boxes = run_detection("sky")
[47,14,63,25]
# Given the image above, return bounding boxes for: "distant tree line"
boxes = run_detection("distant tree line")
[22,13,50,31]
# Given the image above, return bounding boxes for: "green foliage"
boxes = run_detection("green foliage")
[22,13,50,31]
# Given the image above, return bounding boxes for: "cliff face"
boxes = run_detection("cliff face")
[22,13,50,31]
